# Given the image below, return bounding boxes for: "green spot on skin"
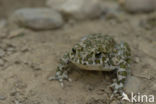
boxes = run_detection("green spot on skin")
[102,57,105,62]
[95,59,100,64]
[127,59,131,64]
[119,78,126,84]
[120,63,127,68]
[118,71,127,76]
[56,67,60,71]
[79,57,82,64]
[60,59,65,65]
[88,60,93,64]
[63,53,68,58]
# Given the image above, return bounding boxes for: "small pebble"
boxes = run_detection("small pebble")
[6,47,16,55]
[0,95,6,100]
[0,49,5,57]
[134,57,140,63]
[15,100,20,104]
[7,47,15,52]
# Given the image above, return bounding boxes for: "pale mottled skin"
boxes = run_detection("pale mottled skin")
[50,34,131,96]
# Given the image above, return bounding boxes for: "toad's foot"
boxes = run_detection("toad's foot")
[49,52,72,87]
[110,79,123,99]
[49,69,72,87]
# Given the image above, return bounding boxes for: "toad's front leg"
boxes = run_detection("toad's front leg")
[49,53,71,87]
[111,65,128,95]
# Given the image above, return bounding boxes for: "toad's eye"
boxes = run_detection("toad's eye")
[95,52,101,58]
[72,48,76,53]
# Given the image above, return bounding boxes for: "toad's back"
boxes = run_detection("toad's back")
[74,34,116,54]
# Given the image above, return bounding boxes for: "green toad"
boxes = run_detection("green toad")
[50,34,131,97]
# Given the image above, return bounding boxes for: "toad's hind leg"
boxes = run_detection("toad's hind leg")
[49,53,71,87]
[111,42,131,96]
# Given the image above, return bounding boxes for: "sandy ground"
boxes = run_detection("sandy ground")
[0,1,156,104]
[0,0,45,18]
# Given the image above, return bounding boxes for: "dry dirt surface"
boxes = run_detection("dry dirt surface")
[0,1,156,104]
[0,0,45,19]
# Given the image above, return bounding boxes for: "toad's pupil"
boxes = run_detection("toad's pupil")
[72,48,76,53]
[95,52,101,58]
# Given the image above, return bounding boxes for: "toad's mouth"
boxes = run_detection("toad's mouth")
[71,61,114,71]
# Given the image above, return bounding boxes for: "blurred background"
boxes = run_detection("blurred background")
[0,0,155,104]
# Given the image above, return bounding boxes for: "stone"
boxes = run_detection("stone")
[46,0,103,20]
[100,1,120,14]
[134,57,140,63]
[123,0,155,12]
[0,95,6,100]
[10,8,64,30]
[100,1,122,20]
